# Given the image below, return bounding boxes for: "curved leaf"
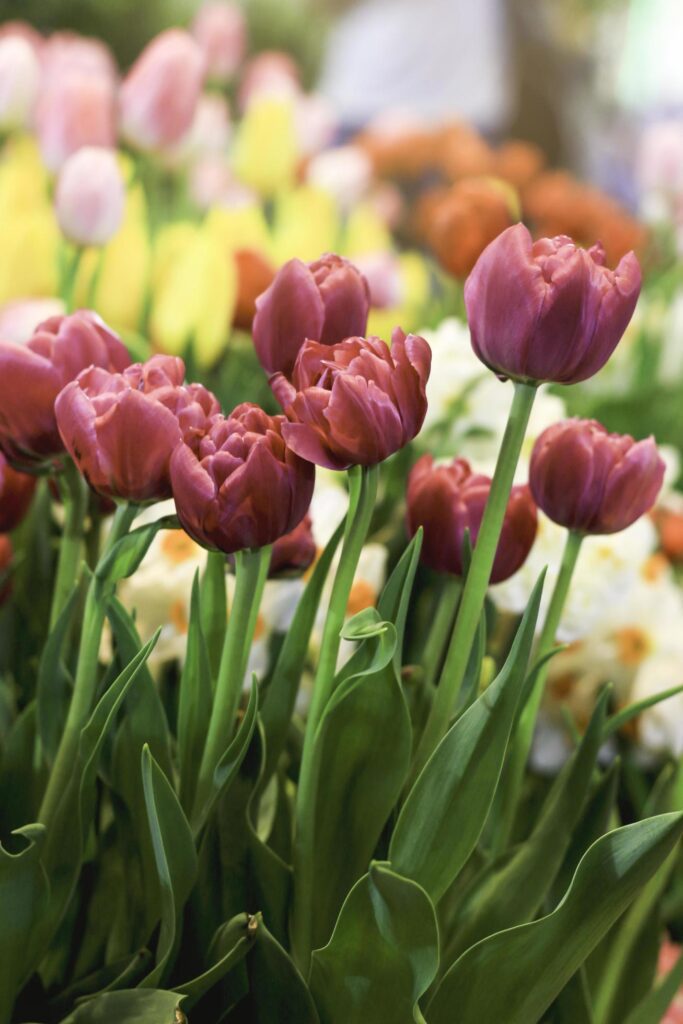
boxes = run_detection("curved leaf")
[177,573,213,815]
[178,912,256,1010]
[57,988,184,1023]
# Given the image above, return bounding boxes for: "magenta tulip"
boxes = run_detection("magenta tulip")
[55,355,219,503]
[271,327,431,470]
[464,223,642,385]
[530,418,665,535]
[170,402,314,554]
[406,455,538,583]
[0,310,130,467]
[0,452,36,532]
[252,253,370,378]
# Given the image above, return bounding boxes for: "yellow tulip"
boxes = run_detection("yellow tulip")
[0,136,51,220]
[0,208,59,303]
[342,202,392,256]
[270,185,340,264]
[232,97,298,197]
[204,204,271,258]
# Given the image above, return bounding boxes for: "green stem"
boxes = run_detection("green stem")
[493,529,584,853]
[49,460,88,631]
[61,245,84,313]
[291,463,379,972]
[194,545,271,816]
[201,548,228,683]
[39,502,138,828]
[422,575,462,690]
[412,382,537,779]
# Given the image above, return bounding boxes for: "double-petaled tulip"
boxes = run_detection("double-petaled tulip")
[406,455,537,583]
[464,223,642,385]
[170,402,315,554]
[252,253,370,378]
[271,328,431,470]
[0,452,36,531]
[55,146,125,247]
[119,29,205,152]
[35,70,116,172]
[55,355,219,502]
[192,2,246,82]
[529,419,665,535]
[270,514,316,575]
[0,310,130,467]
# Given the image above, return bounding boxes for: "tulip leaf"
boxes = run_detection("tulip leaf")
[95,516,179,592]
[310,862,439,1024]
[446,685,609,961]
[28,634,159,988]
[389,574,543,904]
[177,572,213,816]
[376,529,422,669]
[234,915,319,1023]
[177,912,256,1010]
[603,682,683,738]
[0,701,45,837]
[56,988,185,1023]
[139,744,198,988]
[260,519,343,786]
[36,580,83,765]
[0,824,49,1024]
[309,612,412,950]
[553,969,596,1024]
[624,946,683,1024]
[427,814,683,1024]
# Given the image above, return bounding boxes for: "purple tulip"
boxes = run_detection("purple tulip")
[170,402,315,554]
[55,355,219,503]
[0,310,130,468]
[0,452,36,532]
[530,418,665,534]
[271,327,431,470]
[464,223,642,385]
[406,455,538,583]
[252,253,371,378]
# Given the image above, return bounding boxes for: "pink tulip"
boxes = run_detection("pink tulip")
[0,34,40,130]
[36,69,116,171]
[55,147,125,246]
[192,2,246,82]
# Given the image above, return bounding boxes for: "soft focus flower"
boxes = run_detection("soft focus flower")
[0,452,35,531]
[233,249,276,331]
[268,514,316,576]
[232,96,298,196]
[406,455,537,583]
[633,653,683,757]
[464,224,642,385]
[252,253,370,378]
[427,178,515,279]
[35,70,116,172]
[170,403,315,554]
[237,51,300,111]
[0,310,130,467]
[294,93,337,158]
[530,419,665,535]
[41,31,116,85]
[306,145,372,212]
[0,298,64,343]
[271,328,431,470]
[192,2,246,81]
[0,34,40,130]
[270,186,340,265]
[55,355,218,501]
[494,139,545,191]
[658,939,683,1024]
[55,146,125,247]
[119,29,205,151]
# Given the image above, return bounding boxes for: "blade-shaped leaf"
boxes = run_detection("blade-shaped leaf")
[237,916,319,1024]
[36,581,83,765]
[310,862,438,1024]
[624,946,683,1024]
[95,517,178,592]
[428,814,683,1024]
[57,989,184,1023]
[377,530,422,670]
[177,912,256,1010]
[389,575,543,904]
[177,573,213,815]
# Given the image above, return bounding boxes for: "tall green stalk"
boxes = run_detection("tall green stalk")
[39,501,138,828]
[291,463,379,971]
[412,382,537,780]
[49,459,88,631]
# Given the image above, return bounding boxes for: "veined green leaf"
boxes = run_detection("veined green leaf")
[428,814,683,1024]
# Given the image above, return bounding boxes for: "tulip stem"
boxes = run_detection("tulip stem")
[291,463,379,973]
[411,381,537,781]
[422,575,462,690]
[201,549,228,682]
[61,245,84,313]
[39,501,139,829]
[193,544,272,821]
[49,459,88,631]
[493,528,584,854]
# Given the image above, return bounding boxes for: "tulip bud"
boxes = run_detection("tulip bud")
[0,34,40,130]
[55,146,125,247]
[192,2,246,82]
[55,354,219,503]
[119,29,205,152]
[464,223,642,385]
[0,310,130,468]
[427,178,515,279]
[529,419,665,535]
[0,452,36,531]
[170,403,315,554]
[406,455,537,583]
[270,514,316,575]
[35,70,116,172]
[237,50,300,111]
[252,253,371,378]
[271,327,431,471]
[41,31,117,85]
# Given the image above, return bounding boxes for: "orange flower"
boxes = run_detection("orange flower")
[425,178,514,279]
[233,248,276,331]
[494,140,545,191]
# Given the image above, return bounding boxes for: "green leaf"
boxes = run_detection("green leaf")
[178,912,256,1010]
[57,988,184,1023]
[447,685,609,960]
[236,915,319,1023]
[624,946,683,1024]
[376,530,422,670]
[95,517,178,592]
[310,862,438,1024]
[260,519,343,786]
[389,576,543,904]
[0,825,49,1024]
[553,969,596,1024]
[140,745,198,988]
[604,682,683,737]
[309,615,412,949]
[0,702,45,836]
[36,581,83,765]
[427,814,683,1024]
[177,573,213,816]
